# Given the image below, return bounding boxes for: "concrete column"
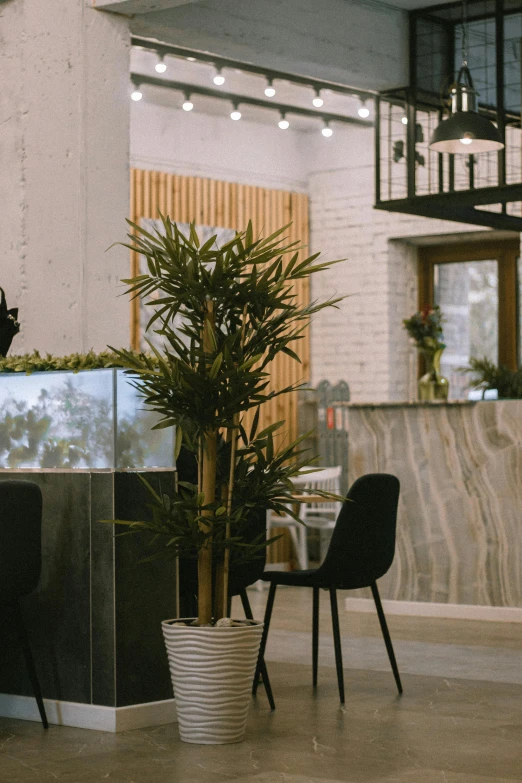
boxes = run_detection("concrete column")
[0,0,131,355]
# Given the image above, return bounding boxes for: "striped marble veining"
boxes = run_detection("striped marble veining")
[345,400,522,608]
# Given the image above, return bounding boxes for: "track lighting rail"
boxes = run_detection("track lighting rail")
[130,73,373,127]
[131,36,376,102]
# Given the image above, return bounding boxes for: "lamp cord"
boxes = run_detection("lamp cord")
[461,0,468,66]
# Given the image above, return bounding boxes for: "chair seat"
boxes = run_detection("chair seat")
[304,513,336,529]
[262,567,375,591]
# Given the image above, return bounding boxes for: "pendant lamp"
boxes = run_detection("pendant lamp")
[429,1,504,154]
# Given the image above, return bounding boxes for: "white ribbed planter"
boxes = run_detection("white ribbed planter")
[162,618,263,744]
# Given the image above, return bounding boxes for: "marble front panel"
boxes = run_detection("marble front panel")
[346,401,522,607]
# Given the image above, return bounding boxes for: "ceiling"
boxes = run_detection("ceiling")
[366,0,454,8]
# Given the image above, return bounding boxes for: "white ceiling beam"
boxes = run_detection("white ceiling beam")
[92,1,199,15]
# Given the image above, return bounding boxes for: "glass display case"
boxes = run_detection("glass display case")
[0,369,175,469]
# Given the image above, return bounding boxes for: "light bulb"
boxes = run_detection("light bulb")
[401,116,408,125]
[265,84,276,97]
[214,71,225,86]
[460,137,473,145]
[155,60,167,73]
[322,126,333,137]
[313,93,324,108]
[131,89,142,102]
[230,109,242,120]
[358,104,370,118]
[278,118,289,130]
[182,100,194,112]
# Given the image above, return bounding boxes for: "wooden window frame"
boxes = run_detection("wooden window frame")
[418,239,520,371]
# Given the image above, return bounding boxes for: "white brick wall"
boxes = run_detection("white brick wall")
[306,127,493,402]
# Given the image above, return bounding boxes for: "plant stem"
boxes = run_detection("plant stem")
[221,305,248,616]
[198,300,216,625]
[221,414,238,616]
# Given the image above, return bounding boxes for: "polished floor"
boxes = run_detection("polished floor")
[1,586,521,783]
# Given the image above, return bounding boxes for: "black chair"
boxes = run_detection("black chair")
[176,448,275,710]
[0,480,48,727]
[253,473,402,704]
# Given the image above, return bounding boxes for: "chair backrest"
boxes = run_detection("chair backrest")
[0,480,43,605]
[298,466,342,518]
[315,473,400,589]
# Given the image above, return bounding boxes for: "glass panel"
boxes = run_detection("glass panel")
[115,370,175,469]
[434,260,498,399]
[0,369,115,468]
[0,369,175,469]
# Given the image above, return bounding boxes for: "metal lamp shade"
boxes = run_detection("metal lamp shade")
[429,111,504,154]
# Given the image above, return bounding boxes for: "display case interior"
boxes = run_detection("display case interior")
[0,368,174,469]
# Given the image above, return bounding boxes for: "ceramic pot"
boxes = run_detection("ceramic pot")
[418,347,449,401]
[162,618,263,745]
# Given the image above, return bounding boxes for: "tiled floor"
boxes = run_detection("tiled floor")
[0,586,521,782]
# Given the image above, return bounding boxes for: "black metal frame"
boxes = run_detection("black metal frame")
[237,589,275,711]
[3,602,49,728]
[253,582,402,705]
[374,0,522,231]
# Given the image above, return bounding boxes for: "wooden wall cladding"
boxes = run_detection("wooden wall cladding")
[130,168,311,566]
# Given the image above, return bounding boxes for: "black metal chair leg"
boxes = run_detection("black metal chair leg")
[240,589,275,710]
[13,603,48,728]
[371,582,403,695]
[329,588,345,704]
[253,582,277,696]
[239,588,254,621]
[312,586,319,687]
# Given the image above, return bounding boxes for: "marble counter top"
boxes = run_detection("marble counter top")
[342,400,475,408]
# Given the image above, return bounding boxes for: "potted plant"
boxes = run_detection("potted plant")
[111,217,342,744]
[403,305,449,400]
[0,288,20,357]
[462,356,522,399]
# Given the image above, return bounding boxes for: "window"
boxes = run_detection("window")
[418,240,520,399]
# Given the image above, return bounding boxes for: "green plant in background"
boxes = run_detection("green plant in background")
[462,357,522,399]
[111,217,344,625]
[0,349,148,374]
[402,305,446,352]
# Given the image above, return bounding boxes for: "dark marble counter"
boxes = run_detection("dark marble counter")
[0,470,177,709]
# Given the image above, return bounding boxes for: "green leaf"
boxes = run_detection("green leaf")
[174,426,183,460]
[208,353,223,379]
[151,419,177,430]
[256,420,285,439]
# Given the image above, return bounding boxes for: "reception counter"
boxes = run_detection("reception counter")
[0,469,178,730]
[344,400,522,613]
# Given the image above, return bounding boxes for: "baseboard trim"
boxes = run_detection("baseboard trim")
[344,598,522,623]
[0,694,177,732]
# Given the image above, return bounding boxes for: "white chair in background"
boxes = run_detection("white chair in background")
[266,466,343,571]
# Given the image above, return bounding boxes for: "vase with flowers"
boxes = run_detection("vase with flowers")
[403,305,449,401]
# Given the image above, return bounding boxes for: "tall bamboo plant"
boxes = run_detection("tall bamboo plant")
[112,217,343,625]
